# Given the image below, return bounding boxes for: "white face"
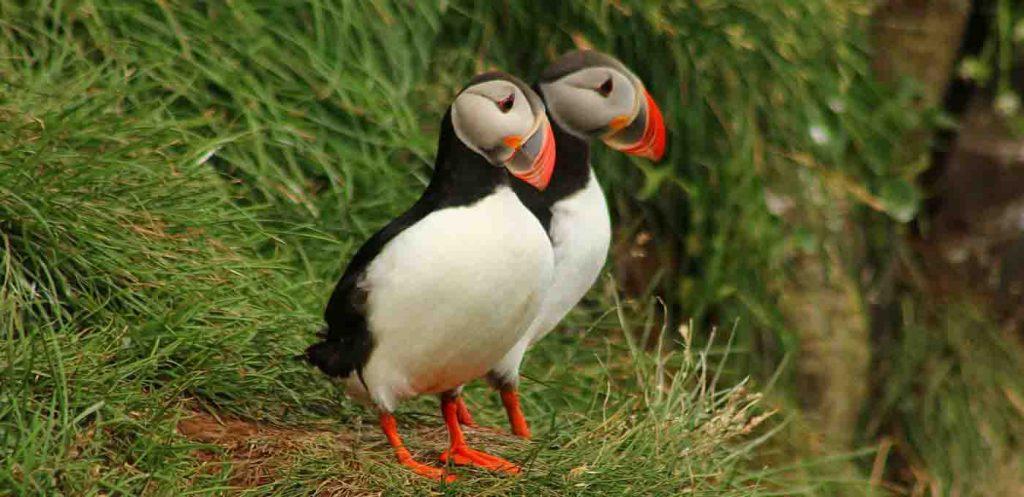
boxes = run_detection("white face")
[451,80,539,164]
[539,66,639,138]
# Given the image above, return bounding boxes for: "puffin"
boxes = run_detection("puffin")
[305,72,557,481]
[452,50,666,438]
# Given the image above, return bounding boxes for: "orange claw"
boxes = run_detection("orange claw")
[379,412,456,483]
[500,389,531,439]
[440,395,521,474]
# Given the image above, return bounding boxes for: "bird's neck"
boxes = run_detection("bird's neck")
[553,119,592,178]
[532,83,593,193]
[534,118,591,201]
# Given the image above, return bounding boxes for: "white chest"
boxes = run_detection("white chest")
[527,171,612,343]
[353,186,554,410]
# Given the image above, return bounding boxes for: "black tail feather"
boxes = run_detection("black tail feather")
[303,325,370,378]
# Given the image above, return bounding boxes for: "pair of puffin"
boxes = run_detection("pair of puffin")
[306,50,665,481]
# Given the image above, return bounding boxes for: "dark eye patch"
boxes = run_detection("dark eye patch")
[597,77,613,97]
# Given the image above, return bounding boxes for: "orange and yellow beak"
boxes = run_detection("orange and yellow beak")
[604,89,666,162]
[505,119,556,190]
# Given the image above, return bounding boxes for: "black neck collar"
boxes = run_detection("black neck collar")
[542,118,591,198]
[534,82,593,199]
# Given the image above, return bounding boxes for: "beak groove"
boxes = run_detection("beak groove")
[510,120,556,191]
[612,89,666,161]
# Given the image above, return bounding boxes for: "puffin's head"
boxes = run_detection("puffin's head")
[452,72,557,190]
[538,50,666,161]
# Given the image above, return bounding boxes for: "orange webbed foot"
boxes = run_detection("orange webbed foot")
[398,451,457,482]
[379,411,456,483]
[440,445,521,474]
[440,393,520,474]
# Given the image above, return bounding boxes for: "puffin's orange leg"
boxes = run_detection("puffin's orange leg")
[454,396,475,426]
[379,412,456,482]
[500,388,531,439]
[439,395,520,474]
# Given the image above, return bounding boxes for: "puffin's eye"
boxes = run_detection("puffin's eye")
[597,77,614,97]
[497,93,515,113]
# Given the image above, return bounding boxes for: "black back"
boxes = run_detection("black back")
[305,108,508,378]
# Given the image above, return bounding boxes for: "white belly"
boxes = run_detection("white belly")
[348,186,554,411]
[487,172,610,384]
[528,171,611,344]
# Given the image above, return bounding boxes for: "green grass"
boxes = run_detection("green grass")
[2,1,1023,496]
[864,296,1024,495]
[0,3,801,494]
[0,100,786,492]
[0,55,341,493]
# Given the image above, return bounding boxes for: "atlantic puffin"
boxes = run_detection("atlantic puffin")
[306,72,557,481]
[452,50,666,438]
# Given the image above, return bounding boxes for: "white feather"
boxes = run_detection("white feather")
[490,171,611,382]
[344,186,554,411]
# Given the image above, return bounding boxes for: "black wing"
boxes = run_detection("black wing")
[304,202,432,378]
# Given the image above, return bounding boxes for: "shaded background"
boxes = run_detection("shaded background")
[1,1,1023,495]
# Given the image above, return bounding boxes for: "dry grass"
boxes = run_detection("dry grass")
[175,409,533,492]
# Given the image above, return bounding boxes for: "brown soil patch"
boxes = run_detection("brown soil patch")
[176,411,357,489]
[175,409,526,494]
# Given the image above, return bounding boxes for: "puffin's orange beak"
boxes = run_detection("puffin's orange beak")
[507,120,556,190]
[615,90,666,161]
